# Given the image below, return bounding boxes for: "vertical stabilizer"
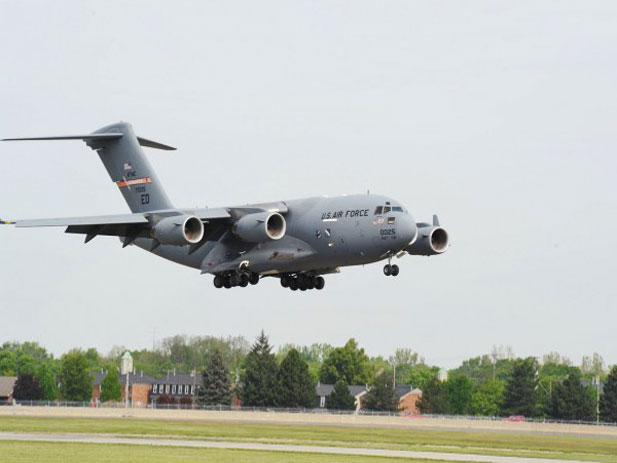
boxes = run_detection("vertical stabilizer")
[86,122,174,213]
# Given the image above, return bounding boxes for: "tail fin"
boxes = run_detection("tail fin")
[3,122,175,213]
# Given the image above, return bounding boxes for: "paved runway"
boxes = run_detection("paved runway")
[0,432,592,463]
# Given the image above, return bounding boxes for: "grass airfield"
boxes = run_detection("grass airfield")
[1,410,616,463]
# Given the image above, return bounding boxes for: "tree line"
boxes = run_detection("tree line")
[1,337,617,423]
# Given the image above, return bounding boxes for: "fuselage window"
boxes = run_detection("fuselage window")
[383,206,391,213]
[374,206,383,215]
[392,206,403,212]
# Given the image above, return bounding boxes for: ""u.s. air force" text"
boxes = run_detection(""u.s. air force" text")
[321,209,370,220]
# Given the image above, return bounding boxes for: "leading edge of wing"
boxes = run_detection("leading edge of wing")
[13,213,149,228]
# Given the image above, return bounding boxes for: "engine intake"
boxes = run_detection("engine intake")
[233,212,286,242]
[151,215,204,246]
[406,225,449,256]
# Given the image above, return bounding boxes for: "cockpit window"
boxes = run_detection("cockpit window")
[383,206,391,213]
[392,206,403,212]
[374,206,383,215]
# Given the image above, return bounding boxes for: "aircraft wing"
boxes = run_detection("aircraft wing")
[13,213,149,228]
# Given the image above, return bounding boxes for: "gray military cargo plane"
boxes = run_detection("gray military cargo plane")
[1,122,449,291]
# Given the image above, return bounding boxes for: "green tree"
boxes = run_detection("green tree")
[446,375,473,415]
[12,373,44,401]
[363,371,399,412]
[197,349,232,406]
[471,379,505,416]
[319,339,372,385]
[0,350,17,376]
[547,369,594,421]
[326,379,356,410]
[501,357,539,417]
[100,368,122,402]
[406,364,439,390]
[58,350,93,402]
[36,363,57,400]
[600,366,617,423]
[277,348,315,408]
[418,377,449,414]
[240,331,279,407]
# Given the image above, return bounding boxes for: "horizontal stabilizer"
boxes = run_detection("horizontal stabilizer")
[2,134,123,142]
[2,133,175,150]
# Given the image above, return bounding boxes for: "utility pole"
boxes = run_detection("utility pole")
[596,375,600,424]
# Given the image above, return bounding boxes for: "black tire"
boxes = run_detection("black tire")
[315,276,325,290]
[383,264,392,276]
[223,277,232,289]
[249,272,260,285]
[280,275,290,288]
[391,264,399,276]
[307,278,316,290]
[239,274,249,287]
[230,274,240,287]
[289,279,298,291]
[213,275,224,288]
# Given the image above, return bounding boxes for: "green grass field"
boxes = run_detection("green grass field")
[0,416,615,462]
[0,441,462,463]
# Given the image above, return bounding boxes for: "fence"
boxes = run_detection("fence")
[1,399,616,427]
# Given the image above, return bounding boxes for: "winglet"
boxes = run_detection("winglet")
[433,214,440,227]
[0,218,15,225]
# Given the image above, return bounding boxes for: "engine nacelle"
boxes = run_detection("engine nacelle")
[232,212,286,242]
[406,225,449,256]
[151,215,204,246]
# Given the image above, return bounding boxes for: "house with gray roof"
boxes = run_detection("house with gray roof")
[0,376,17,404]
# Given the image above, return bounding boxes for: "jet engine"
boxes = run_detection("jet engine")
[151,215,204,246]
[406,224,449,256]
[232,211,286,242]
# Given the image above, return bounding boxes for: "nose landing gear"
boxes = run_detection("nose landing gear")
[383,264,399,276]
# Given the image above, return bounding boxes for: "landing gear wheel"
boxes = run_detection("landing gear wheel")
[315,276,325,290]
[249,272,260,285]
[223,276,232,289]
[280,275,290,288]
[307,277,316,290]
[289,279,298,291]
[213,275,224,288]
[383,264,392,276]
[390,264,399,276]
[239,273,249,287]
[229,274,240,287]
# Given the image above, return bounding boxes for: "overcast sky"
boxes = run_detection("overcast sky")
[1,1,616,368]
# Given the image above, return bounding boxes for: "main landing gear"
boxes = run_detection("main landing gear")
[213,271,260,289]
[280,274,325,291]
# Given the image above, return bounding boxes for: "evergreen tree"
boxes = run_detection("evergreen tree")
[418,377,449,414]
[277,348,315,408]
[319,339,373,385]
[36,363,57,401]
[363,371,399,411]
[58,350,93,402]
[197,349,232,406]
[501,357,539,417]
[600,366,617,423]
[326,379,356,410]
[100,368,122,402]
[240,331,279,407]
[547,368,594,421]
[446,375,473,415]
[12,373,44,401]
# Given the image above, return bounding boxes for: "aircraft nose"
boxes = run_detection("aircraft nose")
[399,214,418,247]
